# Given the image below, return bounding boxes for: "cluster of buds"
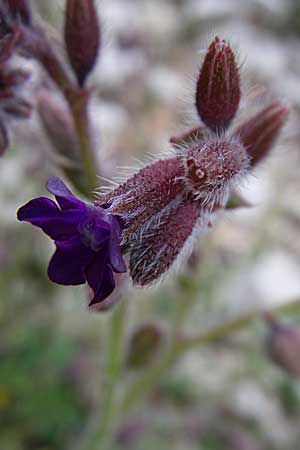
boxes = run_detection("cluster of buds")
[0,0,33,154]
[97,37,289,287]
[18,31,289,304]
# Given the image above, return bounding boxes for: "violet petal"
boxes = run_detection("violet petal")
[46,176,84,211]
[48,236,95,285]
[17,197,81,241]
[85,256,115,304]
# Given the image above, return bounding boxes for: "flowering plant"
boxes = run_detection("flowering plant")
[1,1,298,449]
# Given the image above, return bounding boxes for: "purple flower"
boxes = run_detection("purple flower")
[17,176,126,305]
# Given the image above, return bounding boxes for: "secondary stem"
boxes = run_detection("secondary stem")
[120,298,300,416]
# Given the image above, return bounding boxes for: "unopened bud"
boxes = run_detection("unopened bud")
[126,321,165,369]
[195,36,240,131]
[37,90,90,194]
[235,103,289,167]
[264,312,300,377]
[37,90,79,161]
[0,120,9,155]
[0,30,20,64]
[6,0,32,27]
[64,0,100,87]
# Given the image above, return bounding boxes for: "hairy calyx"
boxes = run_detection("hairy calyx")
[98,136,249,286]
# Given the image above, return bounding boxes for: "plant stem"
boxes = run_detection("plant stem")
[82,301,127,450]
[181,298,300,350]
[120,298,300,416]
[66,89,98,196]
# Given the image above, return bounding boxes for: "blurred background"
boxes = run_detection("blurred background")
[1,0,300,449]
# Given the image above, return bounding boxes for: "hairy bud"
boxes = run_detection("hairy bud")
[98,135,248,286]
[126,321,165,369]
[196,36,240,131]
[0,120,9,155]
[6,0,32,26]
[0,30,20,63]
[64,0,100,87]
[181,138,249,202]
[235,102,289,166]
[265,313,300,377]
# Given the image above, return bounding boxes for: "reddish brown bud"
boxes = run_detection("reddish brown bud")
[265,313,300,377]
[37,90,79,161]
[0,30,20,63]
[6,0,32,26]
[64,0,100,87]
[126,321,165,369]
[235,102,289,167]
[0,120,9,155]
[196,36,240,131]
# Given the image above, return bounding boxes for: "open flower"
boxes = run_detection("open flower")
[17,176,126,305]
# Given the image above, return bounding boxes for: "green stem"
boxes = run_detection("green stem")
[181,298,300,350]
[120,298,300,416]
[82,301,127,450]
[66,90,98,196]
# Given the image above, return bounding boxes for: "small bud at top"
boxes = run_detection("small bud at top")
[235,102,289,167]
[195,36,240,132]
[6,0,32,26]
[0,119,9,155]
[64,0,100,87]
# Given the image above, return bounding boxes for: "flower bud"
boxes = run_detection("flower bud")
[235,102,289,166]
[6,0,32,27]
[0,120,9,155]
[126,321,165,369]
[195,36,240,131]
[37,90,80,162]
[264,313,300,377]
[37,90,90,194]
[0,30,20,64]
[64,0,100,87]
